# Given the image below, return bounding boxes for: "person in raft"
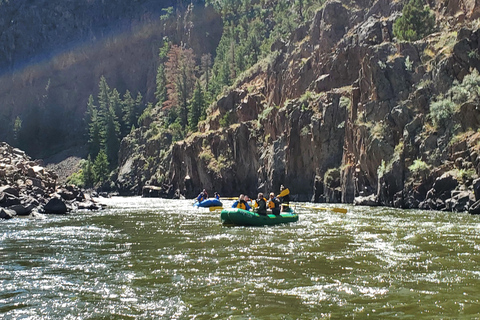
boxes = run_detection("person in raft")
[232,194,251,211]
[244,195,253,207]
[254,192,268,215]
[196,189,208,202]
[267,192,281,215]
[214,192,220,200]
[277,185,290,212]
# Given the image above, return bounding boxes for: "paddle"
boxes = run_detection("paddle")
[209,206,223,212]
[301,206,347,214]
[277,188,290,198]
[283,203,347,214]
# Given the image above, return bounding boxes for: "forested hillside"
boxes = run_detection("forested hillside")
[0,0,220,157]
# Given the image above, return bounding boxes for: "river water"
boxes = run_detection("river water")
[1,197,480,319]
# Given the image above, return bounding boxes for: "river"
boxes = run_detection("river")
[1,197,480,319]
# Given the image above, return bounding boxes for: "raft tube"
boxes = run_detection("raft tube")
[220,208,298,226]
[194,198,223,208]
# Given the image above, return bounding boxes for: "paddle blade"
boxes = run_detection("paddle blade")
[301,206,347,214]
[209,206,224,212]
[277,188,290,198]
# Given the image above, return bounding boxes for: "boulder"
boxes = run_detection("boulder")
[433,173,458,194]
[473,178,480,200]
[44,197,68,214]
[446,191,473,212]
[8,204,33,216]
[0,208,16,219]
[0,185,19,197]
[469,199,480,214]
[354,194,378,206]
[0,192,21,207]
[77,201,101,210]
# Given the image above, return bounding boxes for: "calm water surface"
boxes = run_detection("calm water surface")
[1,197,480,319]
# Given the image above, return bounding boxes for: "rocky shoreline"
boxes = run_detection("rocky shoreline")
[0,142,102,220]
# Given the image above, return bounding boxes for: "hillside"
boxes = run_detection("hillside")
[0,0,221,157]
[113,0,480,213]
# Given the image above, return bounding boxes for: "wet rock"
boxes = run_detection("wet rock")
[44,197,68,215]
[77,201,101,210]
[354,194,378,206]
[450,191,474,212]
[473,178,480,200]
[0,208,16,219]
[8,204,33,216]
[0,192,21,207]
[0,185,19,197]
[468,199,480,214]
[433,173,458,194]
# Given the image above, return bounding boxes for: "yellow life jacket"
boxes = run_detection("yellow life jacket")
[254,198,266,207]
[268,200,275,209]
[236,202,247,210]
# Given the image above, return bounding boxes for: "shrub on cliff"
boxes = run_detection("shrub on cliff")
[429,99,455,128]
[393,0,435,42]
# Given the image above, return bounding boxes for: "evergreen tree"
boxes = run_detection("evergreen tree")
[97,76,110,123]
[86,95,102,157]
[135,92,144,119]
[104,104,121,167]
[155,64,167,107]
[82,155,95,188]
[110,88,124,137]
[93,150,109,184]
[393,0,435,42]
[201,54,212,89]
[122,90,136,135]
[189,81,205,132]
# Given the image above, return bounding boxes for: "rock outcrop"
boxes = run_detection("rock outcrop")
[0,142,102,219]
[113,0,480,214]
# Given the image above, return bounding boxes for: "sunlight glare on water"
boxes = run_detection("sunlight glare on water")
[1,197,480,319]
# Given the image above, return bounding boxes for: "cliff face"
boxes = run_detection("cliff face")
[124,0,480,211]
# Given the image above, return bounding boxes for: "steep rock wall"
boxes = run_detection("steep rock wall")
[119,0,480,212]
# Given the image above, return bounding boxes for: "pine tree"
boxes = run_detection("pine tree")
[110,88,124,137]
[93,150,109,184]
[86,95,102,157]
[189,81,205,132]
[393,0,435,42]
[135,92,144,119]
[104,103,120,167]
[201,54,212,89]
[82,155,95,188]
[155,64,167,107]
[122,90,136,135]
[97,76,110,121]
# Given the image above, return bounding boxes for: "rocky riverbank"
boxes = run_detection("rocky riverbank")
[0,142,102,219]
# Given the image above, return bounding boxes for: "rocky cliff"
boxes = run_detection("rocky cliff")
[116,0,480,213]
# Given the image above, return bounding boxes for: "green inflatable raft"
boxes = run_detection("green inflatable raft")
[220,207,299,226]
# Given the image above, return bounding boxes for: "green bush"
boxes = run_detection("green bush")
[429,99,455,128]
[66,170,85,187]
[219,111,233,128]
[393,0,435,42]
[324,167,341,188]
[408,159,430,173]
